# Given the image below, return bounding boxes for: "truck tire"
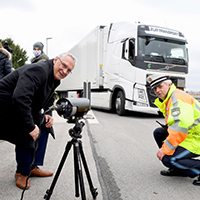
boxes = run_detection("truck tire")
[115,91,126,116]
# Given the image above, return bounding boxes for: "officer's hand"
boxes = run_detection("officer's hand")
[29,125,40,141]
[157,149,165,161]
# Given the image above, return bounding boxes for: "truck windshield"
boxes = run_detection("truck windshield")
[138,36,188,65]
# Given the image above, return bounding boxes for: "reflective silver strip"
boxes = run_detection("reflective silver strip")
[171,92,178,106]
[195,101,200,111]
[165,139,177,151]
[188,99,200,130]
[169,123,188,133]
[170,92,188,133]
[189,117,200,130]
[173,90,186,96]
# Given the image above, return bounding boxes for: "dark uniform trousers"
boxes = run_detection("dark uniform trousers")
[154,127,200,178]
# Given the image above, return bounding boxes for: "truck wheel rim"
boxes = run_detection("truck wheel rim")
[116,97,121,111]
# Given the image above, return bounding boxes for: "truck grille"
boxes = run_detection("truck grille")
[146,85,157,107]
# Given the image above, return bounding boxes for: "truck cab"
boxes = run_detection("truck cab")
[104,23,188,115]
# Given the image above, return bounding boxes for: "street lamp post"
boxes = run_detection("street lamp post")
[46,37,52,56]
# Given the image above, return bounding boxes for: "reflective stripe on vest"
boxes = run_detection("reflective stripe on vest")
[168,91,188,133]
[165,139,177,151]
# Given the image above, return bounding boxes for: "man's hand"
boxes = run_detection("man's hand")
[44,114,53,128]
[157,149,165,161]
[29,125,40,141]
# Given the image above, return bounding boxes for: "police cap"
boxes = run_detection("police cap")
[147,74,171,89]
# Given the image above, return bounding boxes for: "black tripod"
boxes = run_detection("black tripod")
[44,119,98,200]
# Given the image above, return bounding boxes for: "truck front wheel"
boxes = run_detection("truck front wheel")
[115,91,126,116]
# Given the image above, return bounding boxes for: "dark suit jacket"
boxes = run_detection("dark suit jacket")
[0,59,60,148]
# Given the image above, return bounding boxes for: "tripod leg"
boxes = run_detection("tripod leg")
[74,141,86,200]
[79,141,98,199]
[44,140,73,200]
[73,142,79,197]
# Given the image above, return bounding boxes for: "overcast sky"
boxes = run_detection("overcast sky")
[0,0,199,90]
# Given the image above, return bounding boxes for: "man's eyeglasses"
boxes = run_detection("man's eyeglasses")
[58,57,72,74]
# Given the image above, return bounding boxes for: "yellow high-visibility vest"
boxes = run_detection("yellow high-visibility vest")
[155,84,200,155]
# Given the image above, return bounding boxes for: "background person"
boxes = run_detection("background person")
[0,41,12,79]
[31,42,49,63]
[147,74,200,186]
[0,53,76,189]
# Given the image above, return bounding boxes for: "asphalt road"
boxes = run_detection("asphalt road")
[1,109,200,200]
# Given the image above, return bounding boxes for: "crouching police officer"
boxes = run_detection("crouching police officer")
[147,74,200,185]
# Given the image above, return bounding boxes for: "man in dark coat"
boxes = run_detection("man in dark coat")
[0,53,76,189]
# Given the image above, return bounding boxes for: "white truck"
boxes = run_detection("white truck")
[56,22,188,115]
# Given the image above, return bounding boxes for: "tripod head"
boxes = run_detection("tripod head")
[69,120,85,139]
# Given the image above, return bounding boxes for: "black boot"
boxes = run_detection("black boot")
[160,168,187,177]
[193,175,200,186]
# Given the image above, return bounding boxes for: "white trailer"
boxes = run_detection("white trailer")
[57,22,188,115]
